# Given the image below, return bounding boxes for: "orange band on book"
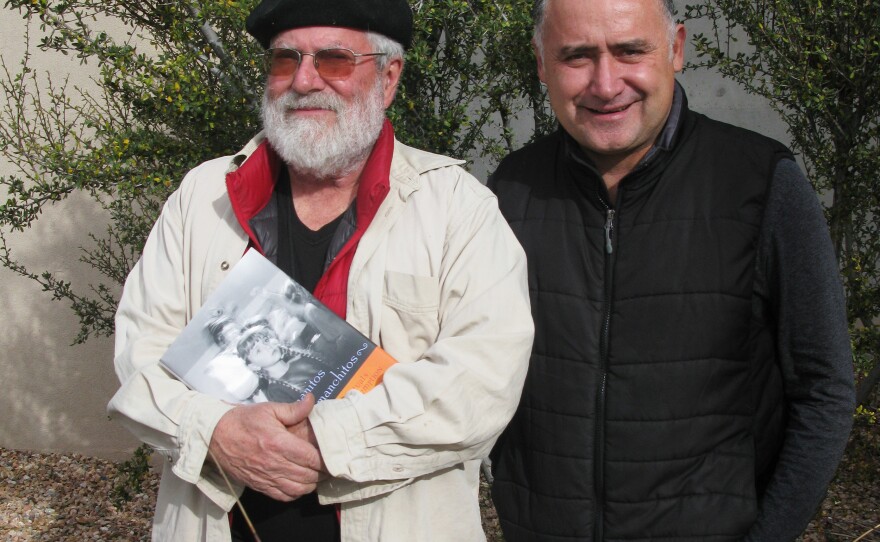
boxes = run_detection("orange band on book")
[337,348,396,398]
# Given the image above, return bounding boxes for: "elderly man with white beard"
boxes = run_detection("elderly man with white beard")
[107,0,534,541]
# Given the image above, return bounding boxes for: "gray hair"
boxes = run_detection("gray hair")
[366,30,405,71]
[533,0,677,60]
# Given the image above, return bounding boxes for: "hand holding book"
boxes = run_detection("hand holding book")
[159,251,395,539]
[208,395,325,501]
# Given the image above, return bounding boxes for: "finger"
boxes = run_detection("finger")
[251,474,317,501]
[209,403,324,488]
[277,432,324,472]
[273,393,316,426]
[219,444,321,492]
[249,426,323,474]
[242,455,320,497]
[247,466,320,496]
[258,479,317,502]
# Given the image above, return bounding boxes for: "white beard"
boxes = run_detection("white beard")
[261,78,386,180]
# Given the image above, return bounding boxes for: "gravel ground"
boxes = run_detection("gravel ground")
[0,448,156,541]
[2,406,877,542]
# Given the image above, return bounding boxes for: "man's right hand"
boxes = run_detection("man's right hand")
[209,395,322,501]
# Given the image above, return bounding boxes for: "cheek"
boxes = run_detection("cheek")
[626,63,671,95]
[548,68,591,100]
[266,77,291,99]
[251,348,268,364]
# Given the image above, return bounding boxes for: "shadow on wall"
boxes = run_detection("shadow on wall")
[0,9,142,459]
[0,192,141,460]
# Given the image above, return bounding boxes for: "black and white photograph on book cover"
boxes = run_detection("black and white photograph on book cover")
[160,249,387,405]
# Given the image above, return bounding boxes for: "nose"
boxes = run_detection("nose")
[589,55,624,101]
[289,52,326,94]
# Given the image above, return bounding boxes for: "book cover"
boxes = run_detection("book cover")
[160,250,395,404]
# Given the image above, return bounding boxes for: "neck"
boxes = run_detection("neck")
[287,162,364,230]
[587,150,648,205]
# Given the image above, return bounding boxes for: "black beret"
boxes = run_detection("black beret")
[246,0,414,50]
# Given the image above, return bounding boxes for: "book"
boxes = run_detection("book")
[160,249,396,404]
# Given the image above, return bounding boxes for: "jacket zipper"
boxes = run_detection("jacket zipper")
[595,202,617,541]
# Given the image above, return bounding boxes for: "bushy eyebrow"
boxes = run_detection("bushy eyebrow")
[557,38,657,58]
[610,39,656,53]
[557,44,598,58]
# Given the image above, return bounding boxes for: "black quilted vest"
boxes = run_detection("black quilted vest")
[489,104,792,542]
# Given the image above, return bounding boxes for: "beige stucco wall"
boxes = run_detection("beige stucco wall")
[0,2,790,460]
[0,8,141,460]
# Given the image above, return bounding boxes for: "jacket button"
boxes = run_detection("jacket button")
[392,465,404,473]
[220,261,230,271]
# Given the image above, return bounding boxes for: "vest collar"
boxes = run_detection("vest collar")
[562,81,691,199]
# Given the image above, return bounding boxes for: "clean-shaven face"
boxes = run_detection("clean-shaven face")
[246,335,283,368]
[536,0,684,171]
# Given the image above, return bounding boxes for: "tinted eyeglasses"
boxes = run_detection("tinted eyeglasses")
[265,47,387,80]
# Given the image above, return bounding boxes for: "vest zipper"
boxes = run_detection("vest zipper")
[604,209,615,254]
[596,204,617,541]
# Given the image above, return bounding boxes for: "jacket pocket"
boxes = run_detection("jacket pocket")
[381,271,440,360]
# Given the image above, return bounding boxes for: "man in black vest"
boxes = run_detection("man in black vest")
[488,0,855,540]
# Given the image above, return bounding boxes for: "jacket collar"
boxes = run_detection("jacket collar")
[388,139,466,195]
[224,119,395,252]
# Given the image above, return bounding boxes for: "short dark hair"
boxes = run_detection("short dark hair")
[533,0,676,58]
[236,325,277,360]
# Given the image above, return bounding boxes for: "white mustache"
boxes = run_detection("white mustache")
[274,91,342,113]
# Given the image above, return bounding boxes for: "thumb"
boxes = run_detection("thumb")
[273,393,316,427]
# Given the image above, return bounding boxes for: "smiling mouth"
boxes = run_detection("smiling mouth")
[588,104,631,114]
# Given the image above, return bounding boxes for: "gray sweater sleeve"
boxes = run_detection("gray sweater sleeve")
[746,158,856,542]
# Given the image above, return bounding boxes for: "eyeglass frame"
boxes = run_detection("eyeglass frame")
[264,47,388,81]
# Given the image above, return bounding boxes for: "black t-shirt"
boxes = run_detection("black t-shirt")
[231,171,345,542]
[231,491,338,542]
[275,168,345,292]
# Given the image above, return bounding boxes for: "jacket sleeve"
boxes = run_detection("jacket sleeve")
[107,165,240,511]
[310,170,534,504]
[746,159,855,541]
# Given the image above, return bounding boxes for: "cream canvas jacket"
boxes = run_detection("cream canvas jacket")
[108,134,533,541]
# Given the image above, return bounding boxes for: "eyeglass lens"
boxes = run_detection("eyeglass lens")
[267,48,358,80]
